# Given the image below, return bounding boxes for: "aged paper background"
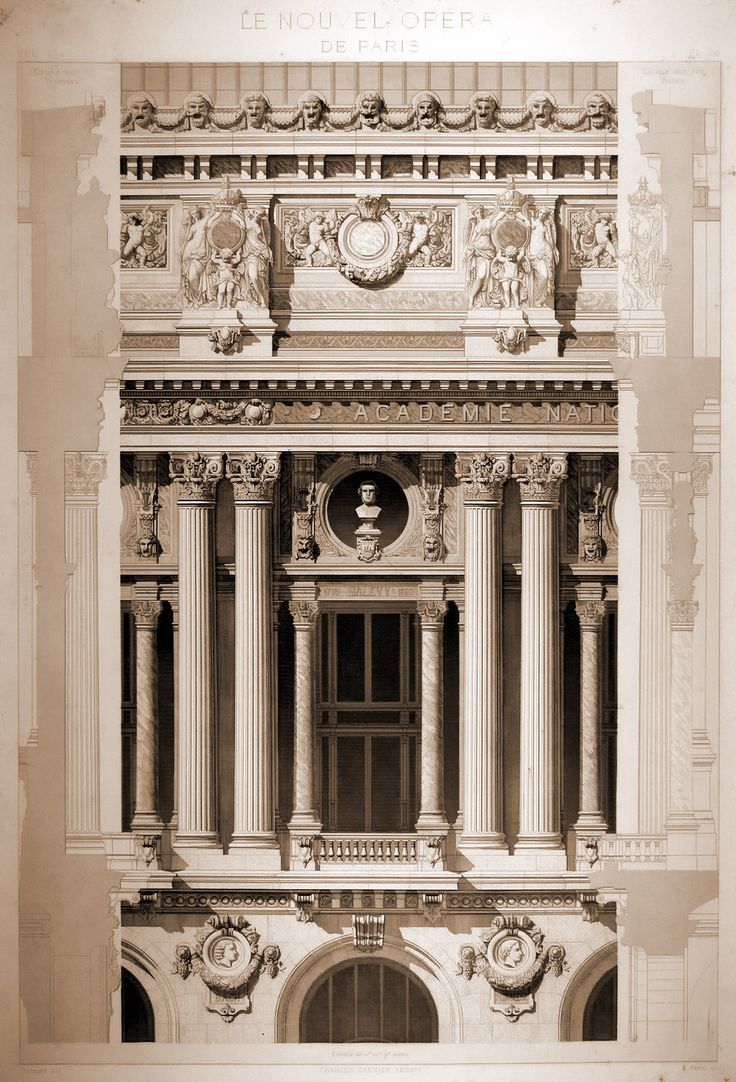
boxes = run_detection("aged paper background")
[1,0,734,1079]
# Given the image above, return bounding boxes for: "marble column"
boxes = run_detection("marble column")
[288,601,321,832]
[416,600,449,833]
[631,454,672,833]
[667,601,698,830]
[65,452,107,846]
[455,453,509,847]
[169,451,223,846]
[573,599,608,833]
[515,452,567,849]
[131,598,163,832]
[225,452,281,848]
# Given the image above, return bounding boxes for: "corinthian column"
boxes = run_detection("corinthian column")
[65,452,107,849]
[225,452,281,850]
[631,454,672,833]
[169,451,223,846]
[416,600,449,833]
[514,452,567,849]
[573,599,607,833]
[131,598,163,832]
[455,453,509,848]
[288,600,321,835]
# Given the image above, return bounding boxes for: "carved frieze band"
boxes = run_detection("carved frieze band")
[169,452,224,501]
[514,453,568,502]
[123,398,273,427]
[455,453,510,503]
[64,452,107,498]
[123,89,617,133]
[225,452,281,502]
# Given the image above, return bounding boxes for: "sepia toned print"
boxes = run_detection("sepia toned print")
[4,10,733,1082]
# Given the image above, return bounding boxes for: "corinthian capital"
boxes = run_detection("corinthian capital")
[455,453,510,503]
[169,452,224,500]
[575,600,606,628]
[514,452,567,503]
[131,599,162,628]
[417,600,447,627]
[630,454,672,499]
[65,452,107,498]
[225,452,281,502]
[289,600,319,628]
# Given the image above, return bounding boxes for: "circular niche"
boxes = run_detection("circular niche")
[327,471,409,552]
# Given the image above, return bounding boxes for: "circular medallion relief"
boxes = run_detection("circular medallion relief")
[338,214,397,268]
[202,930,252,977]
[493,218,529,251]
[210,217,245,251]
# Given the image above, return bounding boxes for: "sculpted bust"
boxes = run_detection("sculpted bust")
[355,479,381,523]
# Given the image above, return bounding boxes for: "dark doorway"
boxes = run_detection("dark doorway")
[583,967,617,1041]
[121,968,155,1042]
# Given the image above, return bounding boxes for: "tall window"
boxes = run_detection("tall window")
[318,610,419,832]
[301,961,437,1043]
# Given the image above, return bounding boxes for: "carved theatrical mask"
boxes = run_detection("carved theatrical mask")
[357,91,386,129]
[583,92,617,131]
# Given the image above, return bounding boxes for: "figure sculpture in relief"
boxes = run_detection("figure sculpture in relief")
[464,207,496,308]
[180,208,210,305]
[491,246,529,308]
[527,207,557,305]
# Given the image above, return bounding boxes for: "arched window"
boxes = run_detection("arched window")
[582,968,617,1041]
[121,968,155,1042]
[300,960,438,1043]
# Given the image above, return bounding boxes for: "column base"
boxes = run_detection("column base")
[458,831,507,850]
[573,814,608,834]
[415,813,450,834]
[174,831,222,849]
[514,832,564,850]
[229,831,280,850]
[65,832,107,855]
[287,813,323,833]
[131,813,165,832]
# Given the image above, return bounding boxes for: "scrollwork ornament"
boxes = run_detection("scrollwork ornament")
[171,915,284,1019]
[455,453,510,503]
[226,452,281,502]
[514,453,568,502]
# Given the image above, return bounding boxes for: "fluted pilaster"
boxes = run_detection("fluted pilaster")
[574,599,607,832]
[632,454,672,833]
[288,601,321,831]
[226,452,280,847]
[456,453,509,847]
[131,598,163,831]
[170,451,223,845]
[515,452,567,848]
[667,601,698,828]
[65,452,107,843]
[416,600,448,832]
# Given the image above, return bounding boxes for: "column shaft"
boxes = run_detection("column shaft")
[65,452,106,843]
[226,452,280,848]
[456,453,508,847]
[416,601,448,832]
[516,453,566,849]
[667,603,698,824]
[574,601,607,832]
[170,451,223,845]
[289,602,321,830]
[131,600,163,829]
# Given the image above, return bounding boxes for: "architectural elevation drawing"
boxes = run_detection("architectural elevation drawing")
[7,32,730,1082]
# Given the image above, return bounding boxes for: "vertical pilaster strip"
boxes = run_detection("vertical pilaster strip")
[574,600,607,832]
[515,452,567,848]
[130,598,163,830]
[455,453,509,847]
[416,600,448,832]
[632,454,672,833]
[226,452,281,847]
[288,600,321,831]
[65,452,107,846]
[169,451,223,845]
[667,601,698,827]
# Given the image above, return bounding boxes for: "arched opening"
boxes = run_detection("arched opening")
[121,968,155,1042]
[300,959,438,1043]
[583,967,617,1041]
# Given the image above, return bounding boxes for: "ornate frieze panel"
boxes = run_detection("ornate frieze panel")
[621,178,667,311]
[122,89,617,134]
[171,914,284,1022]
[567,205,618,269]
[464,179,557,310]
[281,202,453,273]
[457,916,567,1022]
[179,182,271,309]
[271,287,466,312]
[121,206,168,269]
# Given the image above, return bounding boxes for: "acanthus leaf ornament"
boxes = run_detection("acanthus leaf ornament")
[171,915,284,1022]
[456,916,567,1022]
[514,453,568,503]
[169,451,224,500]
[455,452,510,503]
[225,452,281,502]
